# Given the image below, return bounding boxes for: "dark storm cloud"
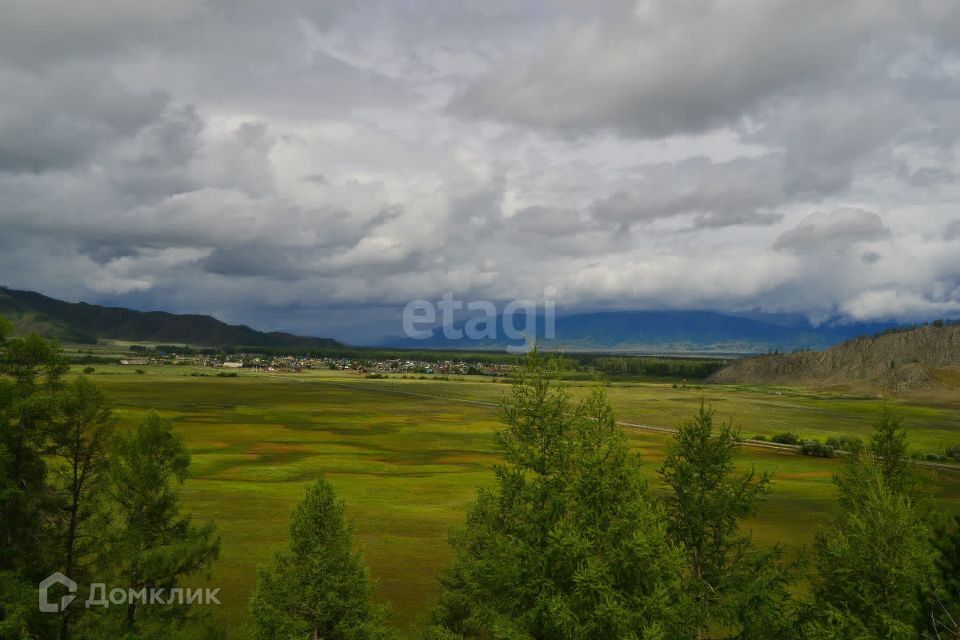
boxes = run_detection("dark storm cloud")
[1,0,960,342]
[0,65,168,172]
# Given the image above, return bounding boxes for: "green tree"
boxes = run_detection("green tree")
[0,331,68,572]
[249,477,392,640]
[0,323,67,638]
[930,513,960,638]
[865,402,916,497]
[658,401,795,639]
[430,352,684,640]
[806,452,936,640]
[50,376,115,640]
[85,413,219,639]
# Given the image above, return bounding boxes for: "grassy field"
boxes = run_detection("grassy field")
[76,365,960,637]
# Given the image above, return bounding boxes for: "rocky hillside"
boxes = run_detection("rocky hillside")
[709,322,960,390]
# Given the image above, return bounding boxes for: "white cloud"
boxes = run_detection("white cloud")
[1,1,960,342]
[841,289,960,320]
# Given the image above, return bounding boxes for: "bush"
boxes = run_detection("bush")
[752,434,768,441]
[825,435,865,454]
[364,373,386,379]
[800,439,835,458]
[216,371,238,378]
[83,366,95,374]
[945,445,960,463]
[135,369,145,375]
[771,432,800,445]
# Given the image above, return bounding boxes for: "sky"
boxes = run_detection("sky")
[2,0,960,343]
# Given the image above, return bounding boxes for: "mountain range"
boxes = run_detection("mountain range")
[0,286,911,354]
[383,309,899,355]
[0,286,341,349]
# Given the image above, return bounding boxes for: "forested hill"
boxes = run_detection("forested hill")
[709,321,960,390]
[0,286,341,349]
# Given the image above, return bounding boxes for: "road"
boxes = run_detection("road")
[269,374,960,473]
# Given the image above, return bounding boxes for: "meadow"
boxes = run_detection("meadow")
[77,365,960,637]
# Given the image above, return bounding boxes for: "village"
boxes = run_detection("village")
[117,349,515,378]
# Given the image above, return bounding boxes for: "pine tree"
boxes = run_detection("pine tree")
[930,513,960,638]
[658,401,795,639]
[0,331,68,572]
[865,402,917,495]
[249,477,393,640]
[807,404,940,639]
[86,413,220,639]
[429,351,685,639]
[806,452,936,640]
[50,376,115,640]
[0,323,67,638]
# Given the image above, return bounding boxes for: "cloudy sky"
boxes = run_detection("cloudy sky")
[2,0,960,343]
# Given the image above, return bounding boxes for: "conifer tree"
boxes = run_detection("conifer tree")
[250,477,393,640]
[0,322,67,638]
[51,376,115,640]
[430,351,684,639]
[658,401,795,639]
[806,452,935,640]
[87,413,220,639]
[807,404,937,639]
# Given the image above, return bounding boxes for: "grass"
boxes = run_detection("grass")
[77,365,960,637]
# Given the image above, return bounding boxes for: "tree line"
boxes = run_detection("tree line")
[2,321,958,639]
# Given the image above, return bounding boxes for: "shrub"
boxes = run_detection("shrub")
[364,373,386,379]
[83,366,95,374]
[752,434,769,441]
[771,432,800,445]
[826,435,865,454]
[216,371,238,378]
[135,369,145,375]
[945,445,960,463]
[800,440,836,458]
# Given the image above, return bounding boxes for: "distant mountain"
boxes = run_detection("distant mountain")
[0,287,341,349]
[709,322,960,390]
[382,309,898,354]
